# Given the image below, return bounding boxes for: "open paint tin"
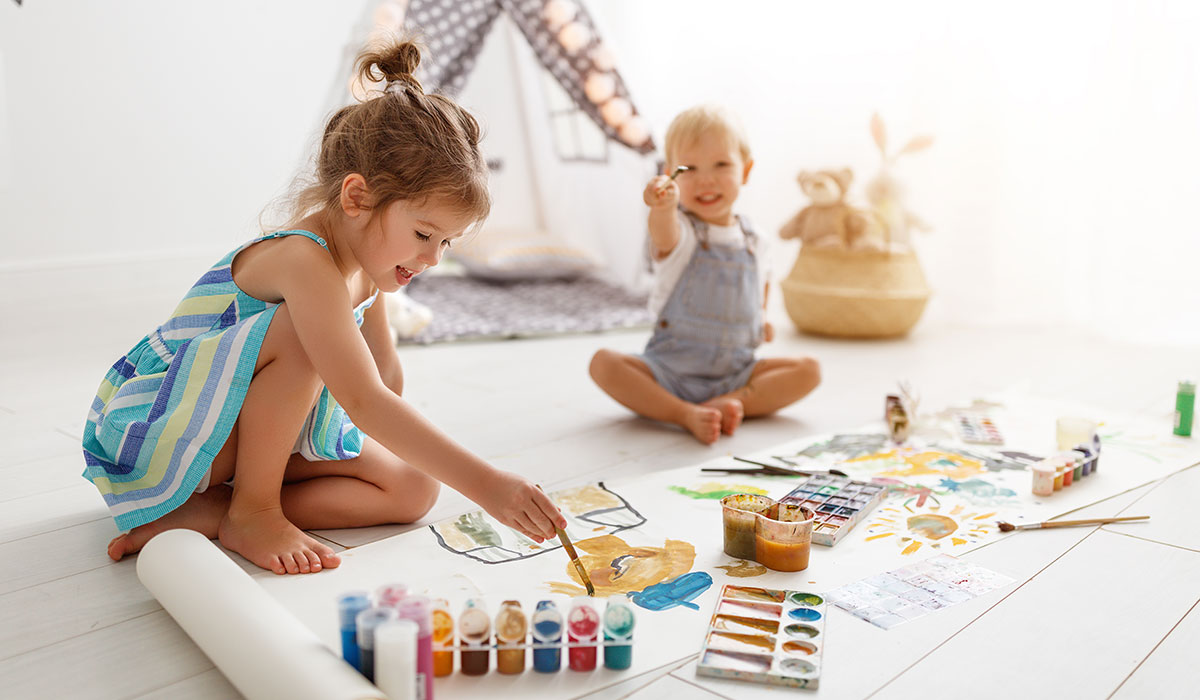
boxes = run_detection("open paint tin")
[779,475,887,546]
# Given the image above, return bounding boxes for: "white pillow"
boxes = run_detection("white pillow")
[450,229,599,281]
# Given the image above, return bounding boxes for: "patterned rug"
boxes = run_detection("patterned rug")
[402,275,654,344]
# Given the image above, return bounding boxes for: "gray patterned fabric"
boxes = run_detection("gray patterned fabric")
[402,275,653,344]
[404,0,655,154]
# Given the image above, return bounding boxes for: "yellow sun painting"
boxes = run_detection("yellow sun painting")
[862,498,996,555]
[843,448,987,480]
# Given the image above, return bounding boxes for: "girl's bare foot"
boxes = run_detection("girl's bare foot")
[703,397,745,436]
[218,506,340,575]
[107,484,233,562]
[681,405,723,445]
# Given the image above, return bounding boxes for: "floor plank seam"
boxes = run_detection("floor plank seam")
[0,514,111,546]
[1101,529,1200,554]
[1106,596,1200,699]
[0,607,164,663]
[666,659,735,700]
[862,526,1102,698]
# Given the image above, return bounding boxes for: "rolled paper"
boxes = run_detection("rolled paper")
[136,529,383,700]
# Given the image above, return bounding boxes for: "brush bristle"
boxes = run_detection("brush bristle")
[997,522,1015,532]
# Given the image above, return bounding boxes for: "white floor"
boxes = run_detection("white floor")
[2,256,1198,699]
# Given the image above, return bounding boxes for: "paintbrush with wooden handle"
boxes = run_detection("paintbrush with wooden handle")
[537,486,594,596]
[997,515,1148,532]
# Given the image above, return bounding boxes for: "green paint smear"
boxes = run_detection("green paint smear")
[455,511,502,547]
[672,485,753,501]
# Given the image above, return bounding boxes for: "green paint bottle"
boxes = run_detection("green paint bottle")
[1175,380,1195,437]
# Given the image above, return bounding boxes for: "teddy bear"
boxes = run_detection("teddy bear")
[779,168,881,250]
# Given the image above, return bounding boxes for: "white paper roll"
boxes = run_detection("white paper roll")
[137,529,383,700]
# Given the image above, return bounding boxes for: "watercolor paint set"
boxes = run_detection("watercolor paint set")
[695,584,826,689]
[779,474,887,546]
[953,411,1005,444]
[339,585,636,690]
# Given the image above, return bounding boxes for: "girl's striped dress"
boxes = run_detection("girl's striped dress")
[82,230,378,531]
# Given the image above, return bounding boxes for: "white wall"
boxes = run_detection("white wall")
[0,0,371,267]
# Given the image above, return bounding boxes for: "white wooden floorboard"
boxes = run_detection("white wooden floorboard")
[871,531,1200,700]
[0,483,110,544]
[132,669,239,700]
[1103,463,1200,552]
[0,518,120,597]
[1111,597,1200,699]
[623,672,726,700]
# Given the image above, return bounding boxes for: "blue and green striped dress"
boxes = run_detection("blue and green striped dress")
[82,230,378,531]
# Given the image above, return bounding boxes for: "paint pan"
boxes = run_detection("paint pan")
[696,584,826,689]
[780,476,887,547]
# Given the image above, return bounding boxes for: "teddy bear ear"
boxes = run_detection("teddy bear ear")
[871,113,887,156]
[837,168,854,189]
[796,170,811,185]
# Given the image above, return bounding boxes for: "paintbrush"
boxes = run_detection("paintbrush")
[727,456,849,478]
[655,165,690,194]
[538,486,594,596]
[997,515,1149,532]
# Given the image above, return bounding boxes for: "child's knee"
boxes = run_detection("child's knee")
[796,357,821,391]
[588,349,617,382]
[395,473,440,523]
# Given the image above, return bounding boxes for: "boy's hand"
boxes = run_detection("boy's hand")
[478,471,568,543]
[644,175,678,208]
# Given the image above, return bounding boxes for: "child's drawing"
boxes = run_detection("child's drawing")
[430,483,645,564]
[669,482,770,500]
[936,477,1019,505]
[861,497,997,556]
[545,534,707,607]
[628,572,714,611]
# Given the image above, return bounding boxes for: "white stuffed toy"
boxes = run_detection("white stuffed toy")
[384,290,433,342]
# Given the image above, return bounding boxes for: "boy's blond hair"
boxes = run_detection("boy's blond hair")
[663,105,752,167]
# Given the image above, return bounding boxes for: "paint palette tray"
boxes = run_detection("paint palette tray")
[953,411,1005,444]
[780,475,886,547]
[695,584,826,689]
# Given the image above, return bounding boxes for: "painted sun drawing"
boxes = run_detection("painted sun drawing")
[862,496,996,556]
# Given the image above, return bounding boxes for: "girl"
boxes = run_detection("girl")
[82,40,566,575]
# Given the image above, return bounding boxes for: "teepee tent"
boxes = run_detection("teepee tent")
[337,0,658,288]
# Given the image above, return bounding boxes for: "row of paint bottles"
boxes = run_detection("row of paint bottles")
[449,597,635,675]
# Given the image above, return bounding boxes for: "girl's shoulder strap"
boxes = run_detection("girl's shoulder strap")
[259,229,329,249]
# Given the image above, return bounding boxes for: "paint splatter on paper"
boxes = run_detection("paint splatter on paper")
[862,497,996,556]
[669,482,770,500]
[429,483,645,563]
[628,572,714,611]
[715,560,768,578]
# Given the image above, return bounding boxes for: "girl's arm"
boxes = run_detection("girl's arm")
[362,293,404,395]
[243,237,564,540]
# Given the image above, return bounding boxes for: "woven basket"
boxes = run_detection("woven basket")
[780,247,930,338]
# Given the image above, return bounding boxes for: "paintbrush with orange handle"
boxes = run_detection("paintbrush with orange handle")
[997,515,1148,532]
[537,486,595,596]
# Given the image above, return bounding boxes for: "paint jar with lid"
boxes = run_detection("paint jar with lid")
[567,597,600,671]
[531,600,564,672]
[356,606,398,682]
[395,595,434,699]
[337,591,370,672]
[1031,459,1056,497]
[374,582,409,607]
[431,598,455,677]
[374,619,417,700]
[753,504,814,572]
[602,597,635,670]
[1175,380,1195,437]
[720,493,775,560]
[495,600,528,674]
[458,599,491,676]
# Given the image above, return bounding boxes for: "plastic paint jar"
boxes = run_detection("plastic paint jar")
[356,606,399,682]
[1175,380,1195,437]
[602,597,635,670]
[720,494,775,560]
[459,599,491,676]
[337,591,370,672]
[395,595,434,699]
[374,619,418,700]
[567,598,600,671]
[1052,464,1064,491]
[531,600,564,672]
[431,599,455,677]
[1031,460,1056,497]
[375,582,409,608]
[495,600,528,674]
[753,504,814,572]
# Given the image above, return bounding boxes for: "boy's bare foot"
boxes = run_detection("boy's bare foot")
[218,506,341,575]
[703,397,745,436]
[107,484,233,562]
[681,405,723,445]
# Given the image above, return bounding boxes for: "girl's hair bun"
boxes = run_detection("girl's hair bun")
[357,39,424,94]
